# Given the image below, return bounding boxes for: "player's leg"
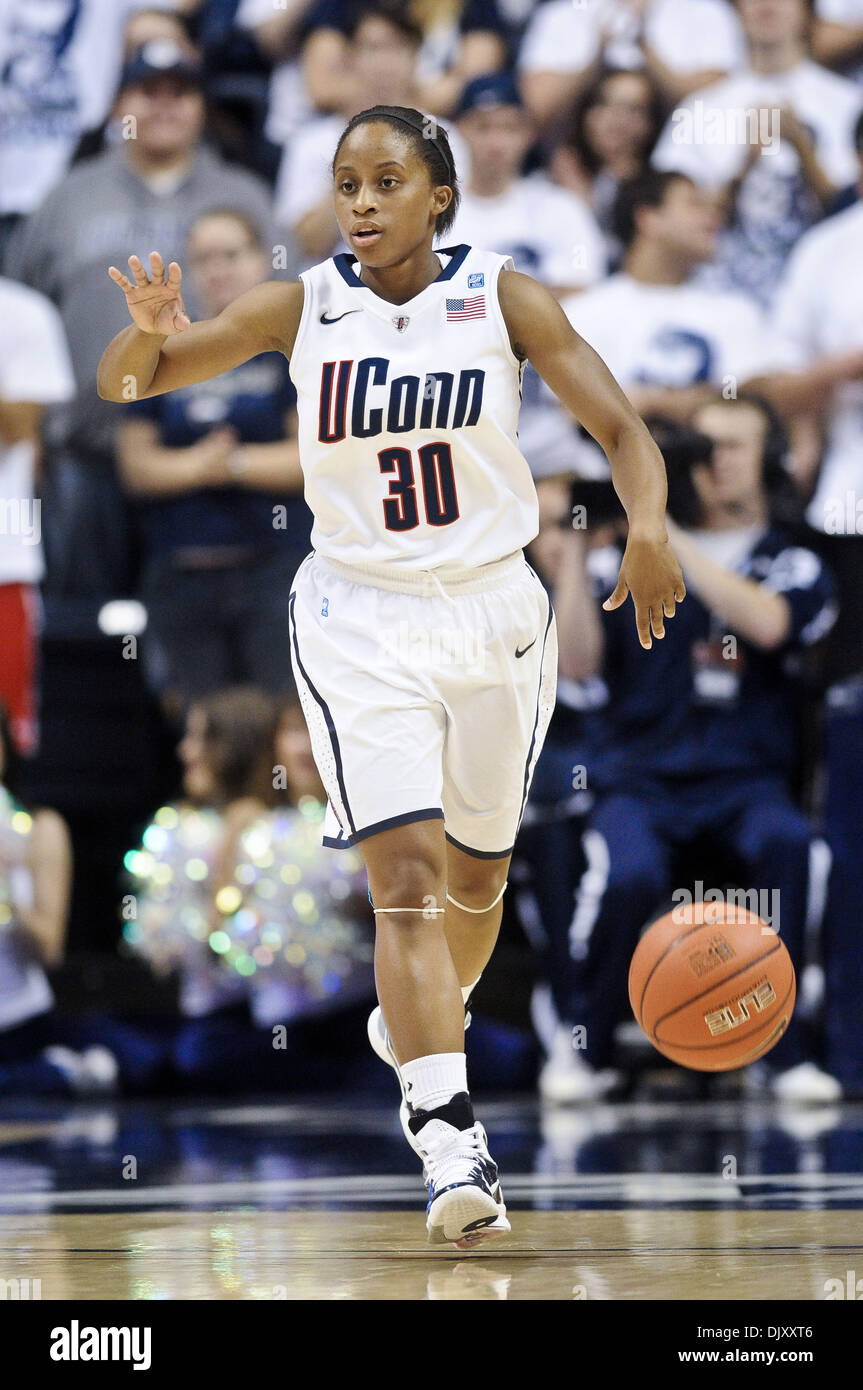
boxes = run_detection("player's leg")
[360,818,462,1063]
[442,842,510,993]
[360,817,510,1247]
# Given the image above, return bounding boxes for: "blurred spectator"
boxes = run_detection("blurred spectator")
[445,72,606,296]
[4,38,277,598]
[125,689,378,1093]
[299,0,507,120]
[553,172,777,478]
[513,476,619,1058]
[813,0,863,79]
[537,396,840,1104]
[237,0,505,153]
[275,6,426,265]
[518,0,745,135]
[0,275,75,755]
[746,168,863,1094]
[0,1,182,254]
[0,704,117,1097]
[117,208,310,718]
[551,67,667,263]
[652,0,863,308]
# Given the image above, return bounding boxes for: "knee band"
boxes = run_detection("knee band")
[446,881,507,914]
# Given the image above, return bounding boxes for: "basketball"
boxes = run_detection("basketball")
[628,902,796,1071]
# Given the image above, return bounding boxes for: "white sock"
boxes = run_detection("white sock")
[401,1052,468,1113]
[461,976,480,1006]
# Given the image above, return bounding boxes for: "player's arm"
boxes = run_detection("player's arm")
[97,252,304,402]
[498,269,685,649]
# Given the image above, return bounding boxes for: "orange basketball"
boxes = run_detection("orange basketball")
[628,901,796,1071]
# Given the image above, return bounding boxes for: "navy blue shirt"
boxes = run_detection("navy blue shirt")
[127,353,313,556]
[301,0,505,37]
[592,529,837,789]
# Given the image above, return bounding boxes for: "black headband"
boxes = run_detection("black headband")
[356,106,456,185]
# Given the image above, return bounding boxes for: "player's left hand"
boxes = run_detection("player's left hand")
[603,530,685,649]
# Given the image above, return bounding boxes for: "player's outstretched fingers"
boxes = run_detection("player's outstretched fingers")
[635,601,652,650]
[127,254,150,286]
[602,576,629,612]
[107,266,134,292]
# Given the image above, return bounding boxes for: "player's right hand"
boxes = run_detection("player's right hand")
[107,251,191,336]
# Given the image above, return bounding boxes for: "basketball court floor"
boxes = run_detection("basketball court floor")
[1,1090,861,1300]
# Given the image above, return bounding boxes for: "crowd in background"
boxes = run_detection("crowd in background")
[1,0,863,1105]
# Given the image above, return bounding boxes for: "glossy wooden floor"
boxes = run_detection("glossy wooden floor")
[2,1094,862,1300]
[1,1209,861,1300]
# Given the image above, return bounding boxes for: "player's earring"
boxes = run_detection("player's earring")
[446,882,507,914]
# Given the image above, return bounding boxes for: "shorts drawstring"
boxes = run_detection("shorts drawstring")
[424,569,456,604]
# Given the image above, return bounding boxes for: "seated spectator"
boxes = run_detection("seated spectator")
[0,703,117,1097]
[518,0,745,135]
[446,72,606,297]
[538,396,840,1104]
[551,67,667,263]
[554,172,777,475]
[512,476,619,1059]
[813,0,863,80]
[4,38,278,598]
[0,274,75,754]
[298,0,507,120]
[275,6,427,266]
[651,0,863,308]
[116,207,311,718]
[746,172,863,1094]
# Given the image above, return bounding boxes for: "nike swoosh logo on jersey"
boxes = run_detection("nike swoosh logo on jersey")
[515,637,538,659]
[320,310,362,324]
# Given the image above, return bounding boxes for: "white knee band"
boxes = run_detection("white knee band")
[372,906,446,914]
[446,881,507,914]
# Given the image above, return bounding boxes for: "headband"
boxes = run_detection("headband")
[358,106,456,185]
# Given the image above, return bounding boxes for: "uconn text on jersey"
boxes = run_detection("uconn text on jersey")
[318,359,486,443]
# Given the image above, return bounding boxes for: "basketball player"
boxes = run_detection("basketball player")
[98,104,684,1248]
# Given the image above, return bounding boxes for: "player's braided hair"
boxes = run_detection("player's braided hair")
[332,105,461,237]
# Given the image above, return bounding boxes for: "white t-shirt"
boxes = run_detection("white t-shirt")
[0,0,176,215]
[652,61,863,305]
[0,278,76,585]
[518,0,745,77]
[561,273,777,391]
[652,61,863,191]
[547,274,777,477]
[769,201,863,533]
[443,173,605,290]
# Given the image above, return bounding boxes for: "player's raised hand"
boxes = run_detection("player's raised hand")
[603,531,685,650]
[107,252,191,336]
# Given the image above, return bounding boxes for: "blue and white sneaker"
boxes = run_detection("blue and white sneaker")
[414,1112,510,1249]
[366,1003,473,1157]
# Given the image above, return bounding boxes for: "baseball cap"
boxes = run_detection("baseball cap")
[119,39,205,93]
[455,72,523,120]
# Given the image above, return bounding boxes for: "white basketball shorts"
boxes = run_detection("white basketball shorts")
[287,548,557,859]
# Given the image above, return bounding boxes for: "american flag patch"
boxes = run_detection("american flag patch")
[446,295,486,321]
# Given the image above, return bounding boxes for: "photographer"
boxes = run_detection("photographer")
[535,395,840,1103]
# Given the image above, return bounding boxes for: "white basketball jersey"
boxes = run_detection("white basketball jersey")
[289,246,539,570]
